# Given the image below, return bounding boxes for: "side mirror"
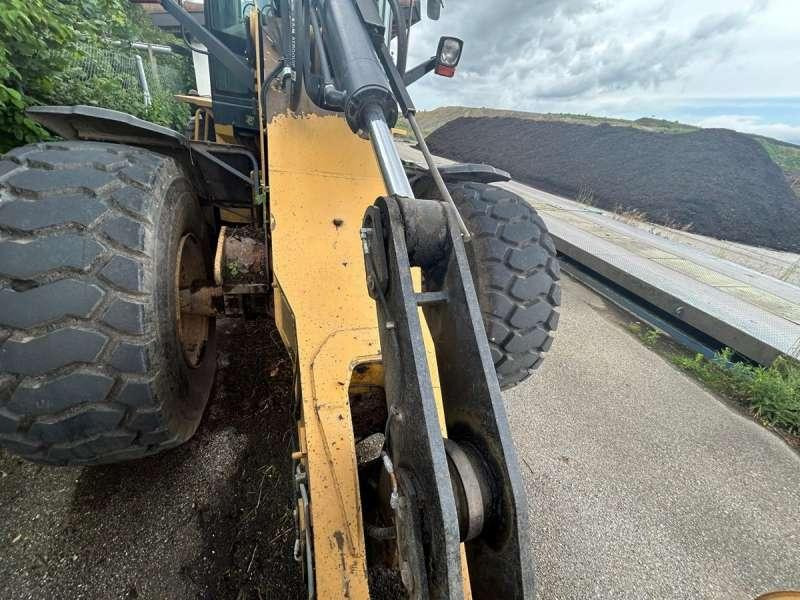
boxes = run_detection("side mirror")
[434,36,463,77]
[403,36,463,85]
[428,0,441,20]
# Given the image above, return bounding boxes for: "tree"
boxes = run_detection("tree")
[0,0,190,152]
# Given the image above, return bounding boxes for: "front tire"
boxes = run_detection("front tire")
[446,182,561,389]
[0,141,216,464]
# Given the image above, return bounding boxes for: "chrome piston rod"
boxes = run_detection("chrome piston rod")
[365,105,472,240]
[365,105,415,198]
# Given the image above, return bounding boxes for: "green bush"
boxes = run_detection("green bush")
[1,0,191,153]
[673,348,800,435]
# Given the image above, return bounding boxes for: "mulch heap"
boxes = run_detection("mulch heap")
[427,117,800,253]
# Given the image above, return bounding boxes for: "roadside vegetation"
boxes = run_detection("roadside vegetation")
[0,0,191,153]
[407,106,686,137]
[759,137,800,172]
[758,137,800,197]
[629,322,800,440]
[673,350,800,436]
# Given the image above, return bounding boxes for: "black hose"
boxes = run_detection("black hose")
[366,523,397,540]
[278,0,290,67]
[260,60,285,114]
[241,1,257,19]
[284,0,305,109]
[388,0,409,75]
[182,27,209,55]
[308,2,333,84]
[302,1,346,110]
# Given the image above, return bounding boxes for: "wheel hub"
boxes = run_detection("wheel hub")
[176,233,211,368]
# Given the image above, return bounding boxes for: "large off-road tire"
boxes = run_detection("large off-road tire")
[446,181,561,389]
[0,141,216,465]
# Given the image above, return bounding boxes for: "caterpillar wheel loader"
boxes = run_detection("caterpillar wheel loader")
[0,0,561,597]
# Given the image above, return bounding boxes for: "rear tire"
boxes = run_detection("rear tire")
[0,141,216,464]
[445,182,561,389]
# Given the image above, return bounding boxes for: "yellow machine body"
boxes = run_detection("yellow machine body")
[268,109,382,598]
[173,10,472,597]
[266,106,470,598]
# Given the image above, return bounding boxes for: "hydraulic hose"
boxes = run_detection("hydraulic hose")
[387,0,409,75]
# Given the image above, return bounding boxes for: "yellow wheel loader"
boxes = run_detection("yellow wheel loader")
[0,1,561,597]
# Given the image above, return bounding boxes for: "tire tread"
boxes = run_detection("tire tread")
[449,182,561,389]
[0,141,197,464]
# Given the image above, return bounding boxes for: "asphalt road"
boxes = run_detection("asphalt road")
[1,277,799,599]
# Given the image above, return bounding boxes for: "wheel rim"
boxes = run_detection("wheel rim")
[176,233,210,368]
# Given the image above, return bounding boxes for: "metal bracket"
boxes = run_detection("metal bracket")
[406,162,512,197]
[403,57,437,86]
[361,195,536,599]
[190,143,255,187]
[159,0,253,89]
[362,197,463,599]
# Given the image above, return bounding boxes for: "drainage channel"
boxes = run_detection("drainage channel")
[558,254,727,361]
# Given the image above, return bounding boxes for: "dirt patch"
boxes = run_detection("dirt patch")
[427,117,800,252]
[0,318,303,600]
[223,224,268,284]
[181,318,302,600]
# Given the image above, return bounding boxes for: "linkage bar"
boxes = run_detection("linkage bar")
[361,195,535,599]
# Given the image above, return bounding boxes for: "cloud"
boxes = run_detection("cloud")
[694,114,800,144]
[407,0,771,110]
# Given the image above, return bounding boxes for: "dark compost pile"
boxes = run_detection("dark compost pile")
[427,117,800,252]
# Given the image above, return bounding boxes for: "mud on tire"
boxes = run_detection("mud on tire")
[0,141,216,465]
[447,181,561,389]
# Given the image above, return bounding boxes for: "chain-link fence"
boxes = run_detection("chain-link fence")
[72,41,188,107]
[58,41,192,132]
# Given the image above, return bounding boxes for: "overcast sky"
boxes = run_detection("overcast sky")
[406,0,800,143]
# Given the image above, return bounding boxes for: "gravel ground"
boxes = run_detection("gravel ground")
[427,117,800,252]
[1,279,799,599]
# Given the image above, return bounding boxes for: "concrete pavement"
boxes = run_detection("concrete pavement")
[510,276,800,599]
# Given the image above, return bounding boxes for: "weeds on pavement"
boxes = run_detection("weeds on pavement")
[672,348,800,435]
[628,322,800,436]
[628,322,662,347]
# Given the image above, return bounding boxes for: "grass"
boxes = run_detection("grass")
[629,322,800,437]
[757,138,800,198]
[406,106,694,138]
[613,206,650,226]
[758,137,800,173]
[575,184,595,206]
[628,322,663,348]
[672,349,800,436]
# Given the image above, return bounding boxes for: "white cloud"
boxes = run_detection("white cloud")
[405,0,800,140]
[693,115,800,144]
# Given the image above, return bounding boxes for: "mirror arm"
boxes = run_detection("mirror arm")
[403,57,436,86]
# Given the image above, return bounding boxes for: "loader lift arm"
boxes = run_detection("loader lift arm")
[262,0,539,597]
